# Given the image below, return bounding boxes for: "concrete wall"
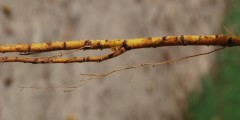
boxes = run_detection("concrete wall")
[0,0,225,120]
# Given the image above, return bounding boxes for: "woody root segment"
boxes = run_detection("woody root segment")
[0,35,239,63]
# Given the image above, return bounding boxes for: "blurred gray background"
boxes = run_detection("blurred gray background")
[0,0,226,120]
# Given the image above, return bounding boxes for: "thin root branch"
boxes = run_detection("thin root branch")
[0,47,127,63]
[81,47,225,78]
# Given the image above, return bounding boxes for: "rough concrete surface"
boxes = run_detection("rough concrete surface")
[0,0,226,120]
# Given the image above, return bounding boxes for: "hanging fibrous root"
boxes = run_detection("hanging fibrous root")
[16,47,225,91]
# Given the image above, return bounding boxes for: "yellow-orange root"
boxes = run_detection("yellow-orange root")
[0,35,239,53]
